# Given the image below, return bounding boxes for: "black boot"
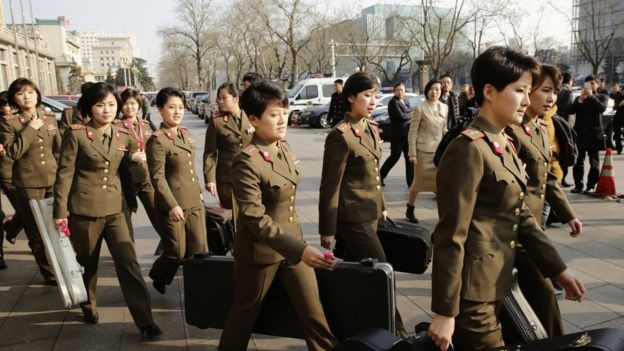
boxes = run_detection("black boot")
[405,204,419,223]
[139,324,162,337]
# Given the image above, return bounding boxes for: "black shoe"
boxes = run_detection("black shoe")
[583,187,594,194]
[139,324,162,337]
[405,204,419,223]
[561,181,573,188]
[0,257,7,270]
[83,311,99,324]
[153,280,166,295]
[571,188,583,193]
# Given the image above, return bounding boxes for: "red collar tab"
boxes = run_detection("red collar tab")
[262,151,273,162]
[165,132,174,140]
[353,127,362,137]
[87,131,94,140]
[123,121,131,129]
[523,125,532,136]
[492,141,503,155]
[18,117,26,125]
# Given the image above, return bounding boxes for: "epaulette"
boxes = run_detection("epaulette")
[242,144,259,157]
[461,128,485,141]
[538,119,548,127]
[70,124,87,131]
[42,111,55,119]
[180,126,189,135]
[151,130,164,137]
[506,134,518,154]
[116,128,129,135]
[2,114,17,121]
[212,114,224,119]
[141,119,151,126]
[368,119,379,126]
[336,121,349,133]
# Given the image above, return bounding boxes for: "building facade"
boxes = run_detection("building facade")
[35,17,82,93]
[79,31,138,82]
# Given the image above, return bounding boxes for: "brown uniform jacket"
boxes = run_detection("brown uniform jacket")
[146,124,202,212]
[431,117,567,317]
[319,115,385,235]
[0,109,61,188]
[203,110,253,185]
[114,118,154,185]
[0,114,16,184]
[232,136,307,265]
[53,122,138,219]
[506,116,575,224]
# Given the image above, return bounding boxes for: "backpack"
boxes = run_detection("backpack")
[433,114,475,167]
[552,115,578,168]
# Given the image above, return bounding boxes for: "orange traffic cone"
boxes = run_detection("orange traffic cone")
[592,148,618,198]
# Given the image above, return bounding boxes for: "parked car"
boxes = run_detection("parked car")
[188,91,210,113]
[198,95,211,119]
[193,94,209,117]
[55,99,77,107]
[287,77,346,123]
[41,96,71,122]
[46,94,80,102]
[371,93,425,141]
[296,104,330,128]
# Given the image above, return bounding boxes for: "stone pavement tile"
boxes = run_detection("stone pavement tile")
[584,284,624,315]
[250,334,307,350]
[53,313,124,351]
[562,320,583,334]
[558,297,620,329]
[585,316,624,330]
[185,327,222,350]
[0,337,56,351]
[565,256,624,290]
[566,267,609,290]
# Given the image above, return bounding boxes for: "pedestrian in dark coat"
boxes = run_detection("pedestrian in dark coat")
[380,83,413,187]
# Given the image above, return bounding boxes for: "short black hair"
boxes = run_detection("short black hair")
[80,82,95,95]
[342,71,380,111]
[471,46,540,106]
[562,72,573,85]
[424,79,442,99]
[217,82,239,98]
[156,87,186,109]
[78,82,122,117]
[7,78,42,110]
[393,82,405,90]
[534,64,562,91]
[120,88,143,105]
[0,91,9,108]
[334,79,344,85]
[439,73,452,81]
[240,80,288,118]
[584,75,596,83]
[242,72,263,84]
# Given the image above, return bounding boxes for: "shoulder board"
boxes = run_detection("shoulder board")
[113,119,123,125]
[242,144,259,157]
[460,128,485,141]
[368,119,379,127]
[212,114,224,119]
[116,128,129,135]
[151,130,164,137]
[70,124,87,131]
[538,119,548,127]
[2,114,17,121]
[180,127,189,134]
[141,120,151,126]
[336,121,350,133]
[280,140,291,152]
[42,111,55,119]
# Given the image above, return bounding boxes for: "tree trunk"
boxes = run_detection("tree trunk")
[290,48,297,88]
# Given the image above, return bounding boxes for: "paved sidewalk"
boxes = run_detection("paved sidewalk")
[0,112,622,350]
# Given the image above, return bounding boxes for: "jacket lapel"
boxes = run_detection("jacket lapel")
[87,126,110,161]
[258,143,297,184]
[222,114,242,136]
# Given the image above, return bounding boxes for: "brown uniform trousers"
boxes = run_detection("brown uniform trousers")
[507,116,577,337]
[114,119,163,240]
[0,110,62,281]
[432,117,568,350]
[219,138,336,351]
[203,110,253,209]
[53,122,154,327]
[0,145,21,247]
[146,125,207,285]
[318,115,406,335]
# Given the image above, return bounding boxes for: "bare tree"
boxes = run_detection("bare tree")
[159,0,214,89]
[464,0,507,59]
[572,0,623,75]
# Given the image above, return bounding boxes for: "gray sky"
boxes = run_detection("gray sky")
[4,0,573,79]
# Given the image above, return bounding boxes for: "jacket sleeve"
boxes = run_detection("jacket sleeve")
[585,94,608,114]
[318,131,349,236]
[232,154,307,264]
[147,137,179,211]
[545,174,575,223]
[431,138,483,317]
[53,130,78,219]
[328,94,337,118]
[568,97,581,115]
[118,154,137,210]
[517,202,567,278]
[407,107,422,157]
[1,121,38,161]
[52,120,62,161]
[203,118,218,184]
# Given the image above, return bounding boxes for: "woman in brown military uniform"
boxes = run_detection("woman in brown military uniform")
[318,71,407,337]
[219,80,337,351]
[0,78,60,283]
[203,82,253,209]
[147,87,207,295]
[506,64,582,339]
[0,91,13,269]
[116,89,162,237]
[53,82,161,336]
[428,47,585,351]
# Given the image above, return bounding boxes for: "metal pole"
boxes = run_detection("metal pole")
[330,39,336,78]
[18,0,33,79]
[28,0,41,86]
[8,0,22,77]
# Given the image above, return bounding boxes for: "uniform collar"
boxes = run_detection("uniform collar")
[253,135,280,156]
[344,113,367,129]
[88,120,112,139]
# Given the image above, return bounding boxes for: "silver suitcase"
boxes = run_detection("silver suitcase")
[30,198,88,308]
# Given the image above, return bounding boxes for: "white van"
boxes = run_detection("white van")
[287,78,345,120]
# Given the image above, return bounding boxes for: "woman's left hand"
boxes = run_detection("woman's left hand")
[409,155,417,165]
[380,210,387,221]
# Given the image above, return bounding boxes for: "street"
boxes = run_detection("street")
[0,108,623,350]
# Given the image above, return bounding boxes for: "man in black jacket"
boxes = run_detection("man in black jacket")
[557,72,574,123]
[610,83,624,154]
[328,79,345,127]
[380,83,413,187]
[570,75,608,193]
[439,74,460,129]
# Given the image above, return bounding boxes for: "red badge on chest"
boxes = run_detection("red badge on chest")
[492,141,503,155]
[262,151,273,162]
[524,125,532,136]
